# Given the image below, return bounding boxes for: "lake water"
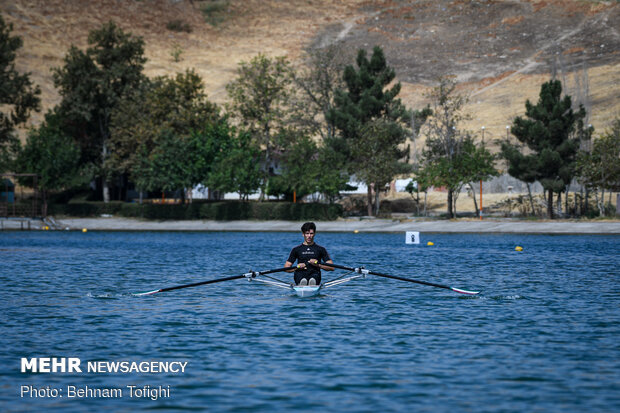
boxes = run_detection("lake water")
[1,230,619,412]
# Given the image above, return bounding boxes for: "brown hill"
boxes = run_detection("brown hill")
[2,0,619,144]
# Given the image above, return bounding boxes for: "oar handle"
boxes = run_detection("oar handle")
[260,267,293,275]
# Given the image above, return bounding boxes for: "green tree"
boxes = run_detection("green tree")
[500,142,539,215]
[265,133,351,203]
[293,44,347,142]
[132,128,194,197]
[329,46,412,215]
[459,140,498,216]
[419,76,496,218]
[314,138,350,203]
[576,119,620,216]
[225,54,295,197]
[0,14,41,171]
[208,128,262,200]
[266,134,319,201]
[502,80,586,218]
[356,118,412,215]
[462,139,498,216]
[52,21,147,202]
[405,170,433,216]
[16,112,86,216]
[288,45,353,201]
[109,69,220,199]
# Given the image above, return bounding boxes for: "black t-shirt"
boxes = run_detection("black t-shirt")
[287,243,331,279]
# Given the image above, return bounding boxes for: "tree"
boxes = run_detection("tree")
[355,118,412,215]
[109,69,221,200]
[576,119,620,216]
[132,128,194,196]
[264,132,351,202]
[286,44,353,201]
[329,46,412,215]
[266,133,321,201]
[0,14,41,171]
[459,140,498,216]
[293,44,348,142]
[225,54,296,197]
[502,80,586,218]
[208,128,262,200]
[419,76,496,218]
[405,170,433,216]
[500,142,539,215]
[16,112,86,216]
[314,137,351,203]
[52,21,147,202]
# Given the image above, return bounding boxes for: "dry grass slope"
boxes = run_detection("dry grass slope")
[2,0,618,147]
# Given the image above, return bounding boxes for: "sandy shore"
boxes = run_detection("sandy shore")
[2,216,615,234]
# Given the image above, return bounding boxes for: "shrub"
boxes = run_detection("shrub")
[166,20,192,33]
[200,0,229,26]
[48,201,343,221]
[48,202,124,216]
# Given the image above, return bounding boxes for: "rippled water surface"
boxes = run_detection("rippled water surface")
[1,231,619,412]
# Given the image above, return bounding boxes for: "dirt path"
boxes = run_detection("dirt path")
[471,7,612,97]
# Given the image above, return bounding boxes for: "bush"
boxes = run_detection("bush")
[379,198,416,213]
[48,202,124,216]
[47,201,343,221]
[200,0,229,26]
[166,20,192,33]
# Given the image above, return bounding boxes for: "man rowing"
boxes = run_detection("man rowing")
[285,222,334,286]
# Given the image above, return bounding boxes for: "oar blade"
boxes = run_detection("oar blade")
[132,289,161,296]
[450,287,480,295]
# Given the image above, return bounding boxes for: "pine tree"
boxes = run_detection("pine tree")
[329,46,412,215]
[502,80,586,218]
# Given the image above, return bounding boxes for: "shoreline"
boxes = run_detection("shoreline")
[3,216,619,234]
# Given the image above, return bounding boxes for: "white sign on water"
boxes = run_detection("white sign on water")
[405,231,420,244]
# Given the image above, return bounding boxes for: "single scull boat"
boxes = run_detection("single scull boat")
[133,262,480,298]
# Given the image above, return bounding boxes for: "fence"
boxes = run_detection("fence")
[0,174,42,218]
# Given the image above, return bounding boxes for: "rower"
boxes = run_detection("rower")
[285,222,334,286]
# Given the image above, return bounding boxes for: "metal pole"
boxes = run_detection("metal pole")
[480,127,485,220]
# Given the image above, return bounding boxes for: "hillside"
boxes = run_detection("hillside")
[2,0,619,146]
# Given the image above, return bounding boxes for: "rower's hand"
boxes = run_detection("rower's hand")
[297,263,307,270]
[307,260,319,267]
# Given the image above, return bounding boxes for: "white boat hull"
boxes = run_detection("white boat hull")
[292,285,321,298]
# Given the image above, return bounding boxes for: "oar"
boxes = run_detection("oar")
[133,266,292,296]
[318,262,480,295]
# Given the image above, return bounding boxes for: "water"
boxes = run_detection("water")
[1,231,619,412]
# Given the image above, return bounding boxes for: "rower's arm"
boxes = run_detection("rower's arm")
[308,259,334,271]
[285,261,295,272]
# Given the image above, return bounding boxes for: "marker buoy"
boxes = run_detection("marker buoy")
[82,228,88,233]
[515,246,523,251]
[354,230,359,233]
[427,241,434,246]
